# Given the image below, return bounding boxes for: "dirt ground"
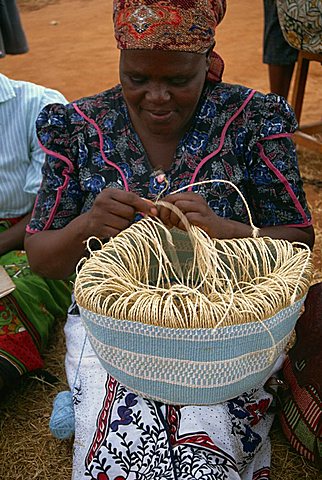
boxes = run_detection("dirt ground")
[0,1,321,479]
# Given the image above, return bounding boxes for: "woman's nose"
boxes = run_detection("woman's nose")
[145,82,171,103]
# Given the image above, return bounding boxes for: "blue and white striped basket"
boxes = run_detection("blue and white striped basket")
[79,295,306,405]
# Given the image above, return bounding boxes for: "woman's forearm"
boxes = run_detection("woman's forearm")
[211,219,314,249]
[24,213,92,279]
[258,224,315,249]
[211,218,315,249]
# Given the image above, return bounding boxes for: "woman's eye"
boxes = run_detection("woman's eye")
[170,77,188,86]
[129,76,146,84]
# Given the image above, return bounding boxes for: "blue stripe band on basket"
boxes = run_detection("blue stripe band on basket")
[79,296,306,405]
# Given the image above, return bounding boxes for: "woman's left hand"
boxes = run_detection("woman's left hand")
[155,192,315,248]
[157,192,221,238]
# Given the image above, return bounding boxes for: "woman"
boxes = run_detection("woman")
[25,1,314,478]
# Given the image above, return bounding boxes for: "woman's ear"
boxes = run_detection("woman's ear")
[206,41,215,70]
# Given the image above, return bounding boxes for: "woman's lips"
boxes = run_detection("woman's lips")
[145,110,173,122]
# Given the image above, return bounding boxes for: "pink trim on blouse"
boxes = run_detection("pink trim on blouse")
[72,103,130,192]
[26,142,75,233]
[188,89,256,190]
[258,133,293,141]
[256,139,311,227]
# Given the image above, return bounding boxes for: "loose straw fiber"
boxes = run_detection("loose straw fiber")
[75,205,312,330]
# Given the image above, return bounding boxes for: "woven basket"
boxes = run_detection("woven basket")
[79,298,305,405]
[76,223,311,405]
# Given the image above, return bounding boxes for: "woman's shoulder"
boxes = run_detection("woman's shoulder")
[38,84,123,122]
[205,82,254,105]
[205,81,298,135]
[207,81,292,109]
[71,84,123,115]
[36,84,125,146]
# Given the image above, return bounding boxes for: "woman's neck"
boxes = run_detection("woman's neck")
[144,138,178,171]
[136,128,182,171]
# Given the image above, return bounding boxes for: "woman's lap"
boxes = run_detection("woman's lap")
[66,315,275,480]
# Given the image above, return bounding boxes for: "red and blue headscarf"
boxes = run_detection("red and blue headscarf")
[113,0,227,82]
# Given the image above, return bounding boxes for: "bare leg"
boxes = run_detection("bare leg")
[268,64,295,100]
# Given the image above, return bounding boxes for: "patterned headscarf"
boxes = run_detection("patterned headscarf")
[113,0,227,82]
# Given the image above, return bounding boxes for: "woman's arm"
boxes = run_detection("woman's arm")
[25,189,158,279]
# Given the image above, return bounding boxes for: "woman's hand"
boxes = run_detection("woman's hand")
[25,189,158,279]
[83,188,158,239]
[156,191,315,248]
[157,192,222,238]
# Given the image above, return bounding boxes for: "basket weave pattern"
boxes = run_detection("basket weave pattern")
[80,297,305,404]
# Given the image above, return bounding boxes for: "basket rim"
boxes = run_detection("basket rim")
[78,293,307,334]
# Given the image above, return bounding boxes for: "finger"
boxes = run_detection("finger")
[103,213,132,231]
[96,190,158,219]
[175,214,207,233]
[101,226,123,239]
[169,209,183,228]
[176,220,188,231]
[171,200,202,214]
[185,212,214,235]
[89,213,131,239]
[110,190,158,216]
[141,198,158,217]
[110,201,137,219]
[158,204,172,226]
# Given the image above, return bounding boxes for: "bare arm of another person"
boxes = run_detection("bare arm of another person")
[157,192,315,249]
[0,213,32,255]
[25,188,158,279]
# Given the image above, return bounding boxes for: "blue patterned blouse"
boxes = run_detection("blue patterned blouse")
[27,81,311,233]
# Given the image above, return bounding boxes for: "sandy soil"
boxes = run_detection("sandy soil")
[1,0,321,124]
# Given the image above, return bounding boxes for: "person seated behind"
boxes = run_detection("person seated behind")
[0,0,29,58]
[0,73,72,392]
[25,0,314,478]
[263,0,298,99]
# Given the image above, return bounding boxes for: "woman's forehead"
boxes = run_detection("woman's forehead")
[120,49,205,73]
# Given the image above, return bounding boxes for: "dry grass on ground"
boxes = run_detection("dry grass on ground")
[0,150,321,480]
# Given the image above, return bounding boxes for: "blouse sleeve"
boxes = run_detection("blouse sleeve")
[24,88,68,197]
[27,102,85,233]
[245,93,312,228]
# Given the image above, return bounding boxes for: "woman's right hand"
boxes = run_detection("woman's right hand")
[25,188,158,279]
[83,188,158,240]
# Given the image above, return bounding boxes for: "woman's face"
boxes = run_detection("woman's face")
[119,50,209,138]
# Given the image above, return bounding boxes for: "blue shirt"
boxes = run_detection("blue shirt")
[0,73,67,218]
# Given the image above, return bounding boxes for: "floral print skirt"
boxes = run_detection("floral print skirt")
[0,219,72,386]
[65,315,278,480]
